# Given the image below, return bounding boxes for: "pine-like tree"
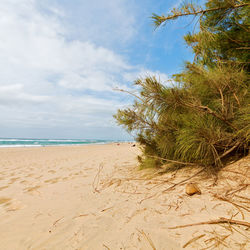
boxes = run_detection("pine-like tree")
[114,0,249,170]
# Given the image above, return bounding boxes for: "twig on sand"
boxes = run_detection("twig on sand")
[136,229,156,250]
[139,193,158,204]
[103,243,111,250]
[138,168,204,204]
[92,163,104,193]
[231,225,249,239]
[163,169,204,193]
[204,231,230,249]
[73,214,88,219]
[216,195,245,219]
[49,216,64,232]
[221,170,249,178]
[53,216,64,227]
[101,206,114,212]
[214,194,250,213]
[183,234,205,248]
[234,194,250,202]
[226,184,249,196]
[168,217,250,229]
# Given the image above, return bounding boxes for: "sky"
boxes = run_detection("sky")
[0,0,197,140]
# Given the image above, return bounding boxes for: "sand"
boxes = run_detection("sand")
[0,144,249,249]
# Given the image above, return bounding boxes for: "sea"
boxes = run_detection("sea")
[0,138,123,148]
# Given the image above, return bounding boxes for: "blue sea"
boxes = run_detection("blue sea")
[0,138,121,148]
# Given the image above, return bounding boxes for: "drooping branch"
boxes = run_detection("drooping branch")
[152,3,249,27]
[113,88,144,103]
[114,87,160,115]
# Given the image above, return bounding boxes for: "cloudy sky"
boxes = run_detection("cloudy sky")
[0,0,195,140]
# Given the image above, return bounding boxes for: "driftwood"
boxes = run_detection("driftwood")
[169,217,250,229]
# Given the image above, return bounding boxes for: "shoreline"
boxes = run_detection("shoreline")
[0,141,135,149]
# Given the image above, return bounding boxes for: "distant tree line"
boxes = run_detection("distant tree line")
[115,0,249,171]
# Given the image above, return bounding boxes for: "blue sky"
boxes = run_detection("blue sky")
[0,0,198,140]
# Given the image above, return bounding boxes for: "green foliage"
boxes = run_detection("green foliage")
[114,0,249,170]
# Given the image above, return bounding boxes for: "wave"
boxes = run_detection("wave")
[0,138,118,148]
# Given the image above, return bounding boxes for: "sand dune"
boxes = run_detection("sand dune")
[0,144,249,249]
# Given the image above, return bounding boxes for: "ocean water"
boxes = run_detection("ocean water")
[0,138,119,148]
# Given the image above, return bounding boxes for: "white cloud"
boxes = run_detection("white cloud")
[0,0,170,139]
[0,84,49,106]
[53,0,137,46]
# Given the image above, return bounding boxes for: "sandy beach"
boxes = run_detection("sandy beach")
[0,144,249,249]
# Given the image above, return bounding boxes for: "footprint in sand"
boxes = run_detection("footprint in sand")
[9,177,20,184]
[20,180,28,185]
[25,185,41,194]
[0,197,11,207]
[48,170,56,174]
[6,199,24,212]
[44,177,60,184]
[0,186,8,191]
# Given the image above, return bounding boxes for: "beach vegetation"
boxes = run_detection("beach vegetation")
[114,0,249,171]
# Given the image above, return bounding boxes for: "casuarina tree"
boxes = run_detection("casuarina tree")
[114,0,249,170]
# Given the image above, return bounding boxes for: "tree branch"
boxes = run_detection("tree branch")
[169,217,250,229]
[216,141,241,162]
[153,3,249,27]
[114,88,144,103]
[184,102,238,130]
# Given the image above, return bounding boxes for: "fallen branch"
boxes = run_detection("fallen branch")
[169,217,250,229]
